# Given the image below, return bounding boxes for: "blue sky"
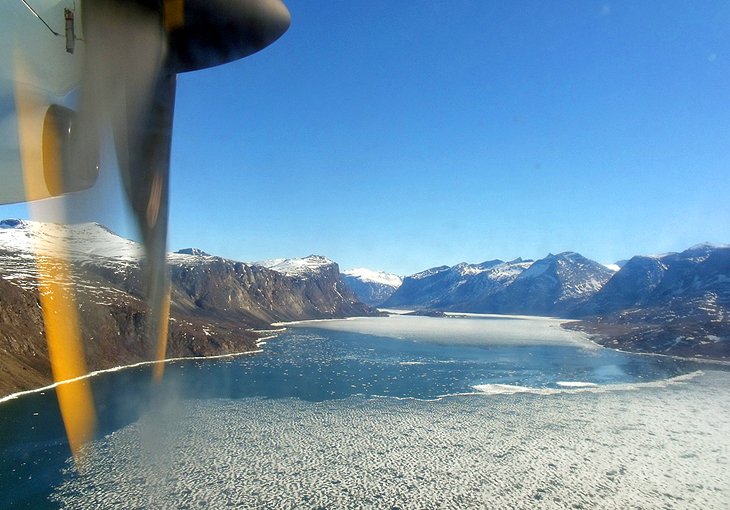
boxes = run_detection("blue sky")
[3,1,730,275]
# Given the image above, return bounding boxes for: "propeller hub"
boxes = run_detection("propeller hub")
[165,0,291,74]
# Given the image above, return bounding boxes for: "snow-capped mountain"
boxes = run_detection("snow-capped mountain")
[0,219,142,299]
[0,218,140,260]
[582,243,730,317]
[383,253,612,316]
[0,221,373,322]
[489,252,615,316]
[340,268,403,306]
[382,246,729,357]
[175,248,212,257]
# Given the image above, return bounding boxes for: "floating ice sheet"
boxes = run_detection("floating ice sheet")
[282,314,597,349]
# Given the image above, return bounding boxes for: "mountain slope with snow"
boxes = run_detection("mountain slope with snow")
[340,268,402,306]
[383,259,519,309]
[487,252,614,316]
[0,219,140,260]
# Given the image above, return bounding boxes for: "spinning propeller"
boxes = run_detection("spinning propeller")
[2,0,290,463]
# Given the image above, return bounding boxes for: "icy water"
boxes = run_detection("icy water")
[1,315,728,508]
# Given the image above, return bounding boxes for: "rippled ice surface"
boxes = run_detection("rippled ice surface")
[5,315,730,508]
[54,372,730,509]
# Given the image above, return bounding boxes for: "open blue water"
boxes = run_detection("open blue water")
[0,316,707,508]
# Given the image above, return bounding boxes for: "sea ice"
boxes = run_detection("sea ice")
[284,314,598,349]
[52,371,730,509]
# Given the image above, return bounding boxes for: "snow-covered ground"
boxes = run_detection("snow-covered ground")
[0,219,140,260]
[0,220,141,295]
[257,255,334,277]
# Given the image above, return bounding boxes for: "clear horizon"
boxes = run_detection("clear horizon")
[2,1,729,276]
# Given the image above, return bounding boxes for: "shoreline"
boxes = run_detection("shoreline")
[0,334,281,405]
[582,336,730,366]
[561,322,730,366]
[271,317,362,327]
[275,312,568,327]
[377,309,564,321]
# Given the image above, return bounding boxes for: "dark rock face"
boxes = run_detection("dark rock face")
[649,245,730,307]
[383,265,452,309]
[0,222,375,396]
[578,256,667,315]
[0,272,50,394]
[572,245,730,358]
[170,255,372,325]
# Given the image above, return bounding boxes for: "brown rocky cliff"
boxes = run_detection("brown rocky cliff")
[0,225,376,397]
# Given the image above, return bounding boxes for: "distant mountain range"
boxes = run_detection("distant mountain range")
[343,246,730,359]
[381,253,614,317]
[0,220,374,396]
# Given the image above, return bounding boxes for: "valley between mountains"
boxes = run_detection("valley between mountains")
[344,246,730,360]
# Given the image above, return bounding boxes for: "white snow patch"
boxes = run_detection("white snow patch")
[258,255,334,277]
[343,268,402,288]
[688,242,730,251]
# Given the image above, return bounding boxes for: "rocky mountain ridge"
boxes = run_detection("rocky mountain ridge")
[0,220,374,396]
[567,244,730,358]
